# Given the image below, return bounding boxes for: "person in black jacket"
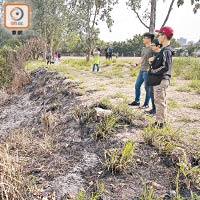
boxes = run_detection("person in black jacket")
[145,39,162,115]
[147,26,175,128]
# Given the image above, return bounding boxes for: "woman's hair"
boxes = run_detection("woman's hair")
[143,33,155,42]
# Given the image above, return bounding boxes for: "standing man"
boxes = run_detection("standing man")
[129,33,154,108]
[147,26,174,128]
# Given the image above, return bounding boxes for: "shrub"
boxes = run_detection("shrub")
[0,46,30,93]
[18,38,46,60]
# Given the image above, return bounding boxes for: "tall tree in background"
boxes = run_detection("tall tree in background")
[70,0,118,61]
[31,0,69,53]
[127,0,199,33]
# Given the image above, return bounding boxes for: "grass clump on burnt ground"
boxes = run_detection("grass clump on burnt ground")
[72,97,200,199]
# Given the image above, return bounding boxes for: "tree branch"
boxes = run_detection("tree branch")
[161,0,175,28]
[133,9,149,29]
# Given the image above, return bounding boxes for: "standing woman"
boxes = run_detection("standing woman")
[55,51,59,65]
[92,48,101,72]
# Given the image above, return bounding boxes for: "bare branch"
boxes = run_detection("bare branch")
[133,9,149,29]
[161,0,175,28]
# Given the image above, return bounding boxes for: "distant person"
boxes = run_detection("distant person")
[46,52,51,65]
[58,52,61,61]
[55,51,60,65]
[128,32,154,108]
[108,47,113,60]
[147,26,175,128]
[93,48,100,72]
[105,47,113,60]
[116,52,119,58]
[145,39,162,115]
[105,47,109,59]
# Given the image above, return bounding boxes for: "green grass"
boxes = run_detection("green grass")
[75,182,108,200]
[188,80,200,93]
[93,97,113,109]
[104,59,112,66]
[108,92,125,99]
[101,140,136,173]
[173,57,200,80]
[94,114,119,139]
[114,61,125,68]
[25,60,46,71]
[129,67,139,77]
[139,184,161,200]
[170,80,177,86]
[143,125,181,155]
[178,116,200,123]
[190,102,200,109]
[112,58,117,63]
[95,87,106,91]
[176,86,192,92]
[167,100,181,109]
[67,74,76,80]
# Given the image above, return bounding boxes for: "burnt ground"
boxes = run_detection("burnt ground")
[0,67,199,199]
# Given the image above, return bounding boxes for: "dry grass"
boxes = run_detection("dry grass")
[1,47,30,95]
[0,144,30,199]
[0,128,56,199]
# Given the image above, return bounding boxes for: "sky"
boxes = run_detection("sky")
[98,0,200,43]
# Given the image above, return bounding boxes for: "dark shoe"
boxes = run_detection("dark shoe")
[151,121,166,129]
[139,104,149,109]
[145,109,156,115]
[128,101,140,106]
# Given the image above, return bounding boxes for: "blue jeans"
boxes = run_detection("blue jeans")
[135,70,150,105]
[93,64,99,72]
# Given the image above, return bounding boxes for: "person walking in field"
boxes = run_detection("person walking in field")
[129,33,155,108]
[147,26,175,128]
[105,47,109,59]
[92,48,101,72]
[55,51,61,65]
[46,52,51,65]
[145,39,162,115]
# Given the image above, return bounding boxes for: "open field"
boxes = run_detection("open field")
[0,56,200,199]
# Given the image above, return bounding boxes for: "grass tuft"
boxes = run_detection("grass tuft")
[101,140,136,173]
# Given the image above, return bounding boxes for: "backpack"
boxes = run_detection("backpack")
[58,53,61,58]
[46,54,50,60]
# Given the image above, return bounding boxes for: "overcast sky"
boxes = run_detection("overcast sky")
[98,0,200,43]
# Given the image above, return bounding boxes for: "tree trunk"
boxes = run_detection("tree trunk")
[86,32,92,62]
[149,0,157,33]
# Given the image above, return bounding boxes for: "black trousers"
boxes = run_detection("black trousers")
[47,60,51,65]
[149,86,156,110]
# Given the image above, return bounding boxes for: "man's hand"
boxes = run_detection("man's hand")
[149,57,154,65]
[131,63,138,68]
